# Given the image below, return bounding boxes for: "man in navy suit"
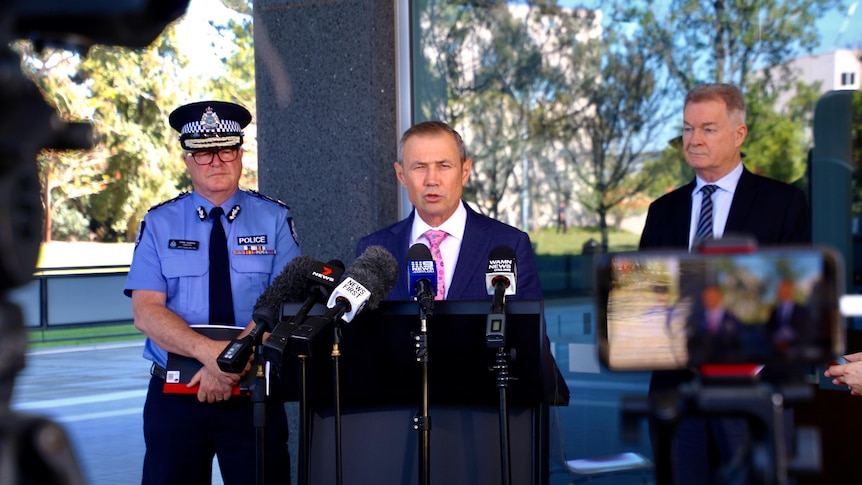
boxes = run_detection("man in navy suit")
[639,83,811,483]
[766,278,814,358]
[356,120,541,301]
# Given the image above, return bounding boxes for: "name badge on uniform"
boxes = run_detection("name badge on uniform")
[169,239,199,250]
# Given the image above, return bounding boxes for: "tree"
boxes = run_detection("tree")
[18,21,227,242]
[74,26,197,241]
[546,24,676,249]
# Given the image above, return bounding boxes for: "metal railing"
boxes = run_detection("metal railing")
[9,265,139,344]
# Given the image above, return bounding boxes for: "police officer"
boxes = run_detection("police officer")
[125,100,299,485]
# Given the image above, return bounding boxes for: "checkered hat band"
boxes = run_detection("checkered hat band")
[180,119,243,135]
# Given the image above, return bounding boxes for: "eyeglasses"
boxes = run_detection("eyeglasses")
[187,148,240,165]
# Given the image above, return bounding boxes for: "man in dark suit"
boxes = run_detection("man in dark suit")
[687,285,744,366]
[336,120,567,484]
[639,83,811,483]
[766,278,814,358]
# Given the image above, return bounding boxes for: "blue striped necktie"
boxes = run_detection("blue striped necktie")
[209,207,235,325]
[694,185,718,245]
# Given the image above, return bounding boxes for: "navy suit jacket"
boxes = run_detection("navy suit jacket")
[640,167,811,249]
[356,201,541,301]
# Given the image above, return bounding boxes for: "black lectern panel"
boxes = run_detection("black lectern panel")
[274,299,552,485]
[275,300,548,408]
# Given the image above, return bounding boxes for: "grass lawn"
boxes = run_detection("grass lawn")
[529,226,641,255]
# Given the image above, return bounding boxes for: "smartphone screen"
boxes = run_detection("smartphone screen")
[596,247,844,371]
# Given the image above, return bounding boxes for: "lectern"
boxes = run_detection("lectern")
[276,299,564,485]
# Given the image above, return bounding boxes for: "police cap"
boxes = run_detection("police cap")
[169,101,252,151]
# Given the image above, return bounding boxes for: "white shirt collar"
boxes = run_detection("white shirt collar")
[409,201,467,245]
[695,162,743,195]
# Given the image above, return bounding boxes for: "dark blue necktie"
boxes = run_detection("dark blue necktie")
[209,207,235,325]
[694,185,718,245]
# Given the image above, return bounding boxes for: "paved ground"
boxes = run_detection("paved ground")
[9,336,655,485]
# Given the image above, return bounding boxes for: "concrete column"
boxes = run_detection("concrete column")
[254,0,399,265]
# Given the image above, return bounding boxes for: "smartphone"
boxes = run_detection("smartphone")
[595,246,844,371]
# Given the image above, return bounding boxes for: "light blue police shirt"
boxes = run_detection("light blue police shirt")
[124,189,301,366]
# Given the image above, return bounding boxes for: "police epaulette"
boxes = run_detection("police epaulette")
[147,192,191,212]
[247,189,291,210]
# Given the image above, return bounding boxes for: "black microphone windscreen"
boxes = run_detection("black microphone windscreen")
[346,245,398,311]
[254,255,319,317]
[488,245,516,263]
[406,243,433,263]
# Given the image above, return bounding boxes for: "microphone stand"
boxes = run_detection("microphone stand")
[295,351,311,485]
[487,283,514,485]
[251,346,268,485]
[289,309,341,485]
[413,294,433,485]
[331,323,344,485]
[216,322,270,485]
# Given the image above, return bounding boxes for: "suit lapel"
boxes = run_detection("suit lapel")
[725,168,755,233]
[447,203,488,299]
[674,181,696,247]
[387,212,414,300]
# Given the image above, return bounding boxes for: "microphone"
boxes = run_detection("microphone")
[485,246,517,347]
[407,243,436,318]
[326,245,399,323]
[252,255,321,330]
[218,255,321,373]
[261,259,345,364]
[290,245,398,355]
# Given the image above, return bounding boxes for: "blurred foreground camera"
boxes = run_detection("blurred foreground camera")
[0,1,189,484]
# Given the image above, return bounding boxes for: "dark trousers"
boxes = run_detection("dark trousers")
[142,376,290,485]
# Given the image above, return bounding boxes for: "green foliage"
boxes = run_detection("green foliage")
[742,83,809,183]
[529,226,641,255]
[19,7,256,243]
[616,0,840,89]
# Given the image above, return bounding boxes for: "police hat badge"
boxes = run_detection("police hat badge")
[169,100,252,151]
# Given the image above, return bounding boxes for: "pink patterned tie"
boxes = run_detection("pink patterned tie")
[424,229,448,300]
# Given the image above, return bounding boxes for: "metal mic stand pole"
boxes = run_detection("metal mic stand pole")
[487,287,513,485]
[251,346,267,485]
[331,324,344,485]
[413,308,431,485]
[296,353,310,485]
[492,347,513,485]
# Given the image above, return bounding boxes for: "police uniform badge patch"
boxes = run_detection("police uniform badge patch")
[134,220,146,249]
[288,217,300,246]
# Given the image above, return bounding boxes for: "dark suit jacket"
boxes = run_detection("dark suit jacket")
[766,302,814,349]
[640,167,811,249]
[356,201,541,300]
[640,167,811,390]
[356,201,569,405]
[687,310,744,365]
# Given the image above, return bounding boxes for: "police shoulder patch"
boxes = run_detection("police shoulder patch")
[247,189,291,210]
[147,192,191,212]
[288,217,300,246]
[134,220,147,249]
